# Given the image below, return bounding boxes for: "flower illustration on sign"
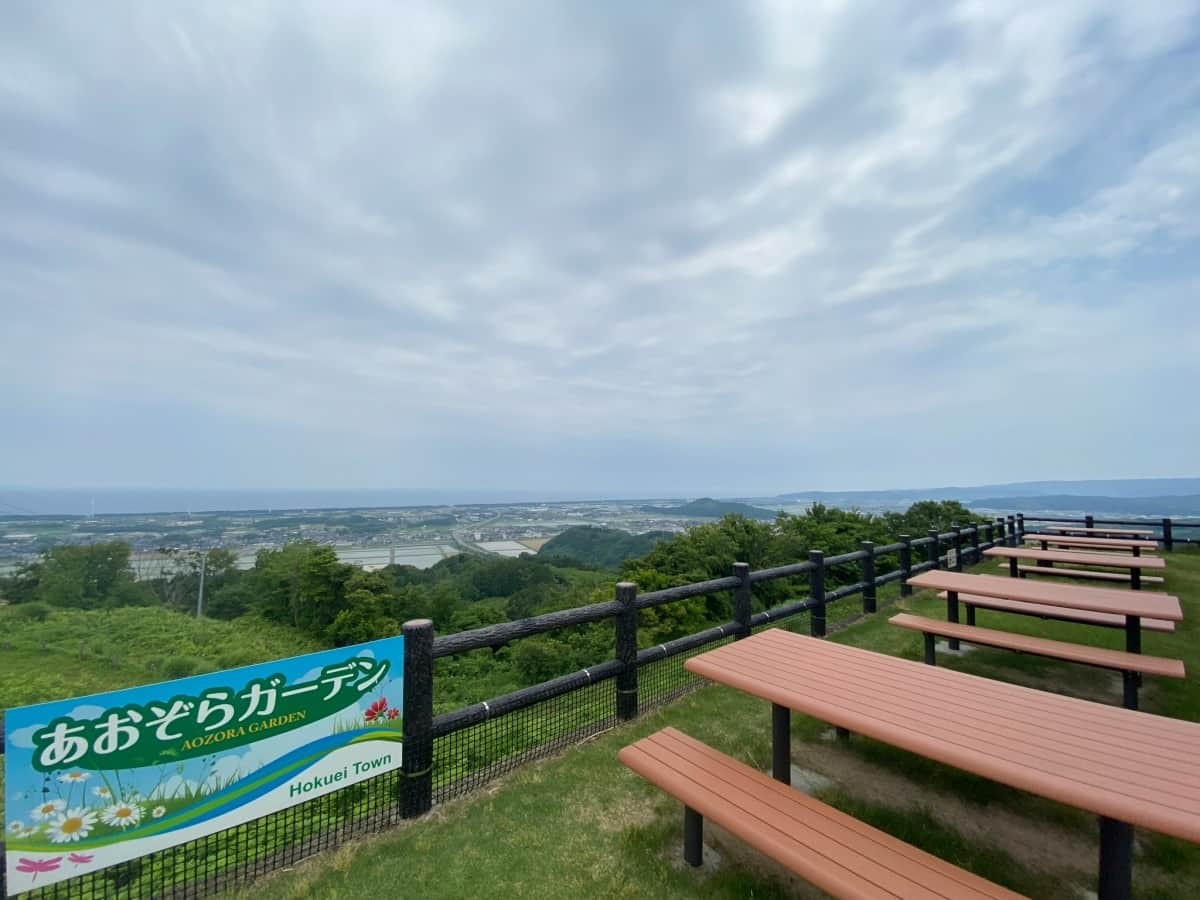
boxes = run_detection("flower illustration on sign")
[364,698,388,723]
[57,771,89,784]
[47,808,97,843]
[30,798,65,821]
[16,857,62,882]
[8,820,25,834]
[152,806,167,819]
[93,785,112,799]
[101,802,143,829]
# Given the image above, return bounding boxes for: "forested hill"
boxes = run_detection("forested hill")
[537,526,672,570]
[640,497,778,520]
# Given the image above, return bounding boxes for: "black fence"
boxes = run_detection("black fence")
[5,512,1197,897]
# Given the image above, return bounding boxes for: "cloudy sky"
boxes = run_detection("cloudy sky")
[2,1,1198,499]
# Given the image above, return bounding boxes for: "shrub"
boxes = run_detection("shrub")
[11,602,51,622]
[160,655,202,679]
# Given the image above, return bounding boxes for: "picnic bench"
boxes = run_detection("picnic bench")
[619,727,1025,899]
[905,571,1182,655]
[992,563,1163,586]
[934,592,1175,633]
[985,545,1166,590]
[680,629,1200,900]
[1025,533,1158,556]
[1045,526,1155,538]
[888,612,1184,709]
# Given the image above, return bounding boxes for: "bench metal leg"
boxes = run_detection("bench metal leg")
[683,806,703,867]
[965,604,975,626]
[946,591,960,651]
[1130,568,1141,591]
[1008,557,1019,578]
[1121,671,1138,710]
[923,632,936,666]
[835,727,850,742]
[772,703,791,785]
[1098,817,1132,900]
[1124,616,1141,655]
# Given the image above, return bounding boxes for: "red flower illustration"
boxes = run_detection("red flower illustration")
[17,857,62,882]
[68,853,94,865]
[387,708,399,720]
[364,698,388,722]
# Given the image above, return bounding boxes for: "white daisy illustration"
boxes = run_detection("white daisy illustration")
[93,786,112,800]
[57,771,89,785]
[47,808,97,843]
[101,802,143,829]
[152,806,167,819]
[7,820,24,834]
[30,799,66,822]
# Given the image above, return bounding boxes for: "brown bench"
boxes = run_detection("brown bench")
[995,563,1164,585]
[935,591,1176,632]
[619,727,1025,899]
[890,613,1184,709]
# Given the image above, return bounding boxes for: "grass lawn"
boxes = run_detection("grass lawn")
[233,549,1200,900]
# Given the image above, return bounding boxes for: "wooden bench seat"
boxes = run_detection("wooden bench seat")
[619,727,1025,900]
[890,613,1184,708]
[995,563,1164,585]
[935,591,1176,632]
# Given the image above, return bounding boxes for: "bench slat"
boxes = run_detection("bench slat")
[986,547,1165,569]
[994,563,1164,584]
[934,592,1176,632]
[890,613,1185,678]
[620,727,1026,900]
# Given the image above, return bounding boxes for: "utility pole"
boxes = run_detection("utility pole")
[196,550,207,618]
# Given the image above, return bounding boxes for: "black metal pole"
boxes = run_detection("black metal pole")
[995,517,1006,548]
[1124,615,1141,655]
[946,590,960,651]
[1017,513,1025,541]
[732,562,752,638]
[899,535,913,597]
[971,525,980,566]
[928,529,940,569]
[683,807,703,867]
[1007,515,1016,546]
[1085,514,1095,531]
[772,703,791,784]
[401,618,434,818]
[615,582,638,720]
[1098,817,1133,900]
[1122,671,1138,711]
[923,632,936,665]
[809,550,826,637]
[861,541,876,615]
[1130,566,1141,591]
[952,525,963,572]
[1163,517,1173,552]
[1009,556,1019,578]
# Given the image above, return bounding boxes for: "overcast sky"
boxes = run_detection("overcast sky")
[2,1,1198,498]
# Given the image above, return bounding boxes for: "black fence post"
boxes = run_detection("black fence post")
[809,550,826,637]
[928,529,940,569]
[971,524,981,565]
[899,535,913,597]
[1085,514,1095,531]
[732,562,752,638]
[616,582,639,720]
[401,618,434,819]
[952,525,963,571]
[860,541,876,615]
[995,517,1006,548]
[1007,515,1016,546]
[1017,514,1025,541]
[1163,518,1174,552]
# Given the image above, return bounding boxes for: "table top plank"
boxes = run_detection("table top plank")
[685,630,1200,841]
[984,547,1166,570]
[1024,533,1159,550]
[906,571,1182,621]
[1045,526,1155,537]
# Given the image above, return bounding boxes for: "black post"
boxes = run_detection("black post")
[1085,514,1095,531]
[946,590,960,651]
[1130,566,1141,591]
[928,529,940,569]
[971,524,981,566]
[1125,615,1141,655]
[984,522,993,548]
[923,632,936,665]
[861,541,876,615]
[1098,817,1133,900]
[952,525,964,571]
[1122,671,1139,711]
[809,550,826,637]
[616,582,638,720]
[995,517,1006,548]
[732,562,752,639]
[899,535,913,597]
[772,703,791,784]
[1007,515,1016,546]
[1008,556,1019,578]
[683,807,703,867]
[401,618,434,819]
[1016,513,1025,540]
[1162,517,1173,552]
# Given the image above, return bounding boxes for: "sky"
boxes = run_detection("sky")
[1,1,1198,499]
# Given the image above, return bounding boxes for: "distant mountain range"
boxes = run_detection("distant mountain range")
[969,494,1200,517]
[774,478,1200,505]
[641,497,779,521]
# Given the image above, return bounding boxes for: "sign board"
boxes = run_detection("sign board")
[945,548,958,569]
[3,636,404,893]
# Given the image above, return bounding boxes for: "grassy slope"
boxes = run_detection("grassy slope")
[233,549,1200,900]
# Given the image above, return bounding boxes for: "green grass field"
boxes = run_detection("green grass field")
[231,548,1200,900]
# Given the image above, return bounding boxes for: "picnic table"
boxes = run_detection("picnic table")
[984,545,1165,590]
[905,571,1182,654]
[1045,526,1155,538]
[685,629,1200,899]
[1025,533,1158,556]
